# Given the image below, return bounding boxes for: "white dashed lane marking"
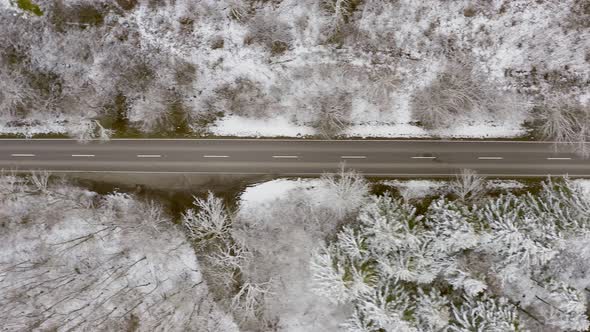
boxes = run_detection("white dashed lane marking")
[547,157,572,160]
[411,156,436,159]
[11,154,35,157]
[341,156,367,159]
[478,156,504,160]
[272,155,299,159]
[72,154,95,157]
[203,155,229,158]
[137,154,161,158]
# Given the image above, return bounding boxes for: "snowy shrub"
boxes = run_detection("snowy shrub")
[321,0,361,27]
[411,64,509,130]
[310,89,353,138]
[67,119,112,141]
[213,77,275,118]
[536,97,590,158]
[321,166,369,219]
[450,168,487,203]
[245,11,293,55]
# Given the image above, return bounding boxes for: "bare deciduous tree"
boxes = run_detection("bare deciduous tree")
[311,89,353,138]
[183,192,233,244]
[245,11,293,55]
[451,168,487,203]
[537,98,590,158]
[213,77,275,119]
[411,64,499,130]
[231,280,273,320]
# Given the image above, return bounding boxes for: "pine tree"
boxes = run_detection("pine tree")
[449,296,522,332]
[426,198,479,254]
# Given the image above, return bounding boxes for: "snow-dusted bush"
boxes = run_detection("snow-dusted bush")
[411,63,512,130]
[0,173,237,331]
[245,10,293,55]
[212,77,277,119]
[537,97,590,158]
[450,168,487,203]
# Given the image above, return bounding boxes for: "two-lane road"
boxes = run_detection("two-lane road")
[0,139,588,177]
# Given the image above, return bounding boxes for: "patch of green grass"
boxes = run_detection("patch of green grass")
[14,0,43,16]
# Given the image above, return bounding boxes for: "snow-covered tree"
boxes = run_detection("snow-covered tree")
[425,198,479,254]
[449,296,521,332]
[312,176,590,331]
[544,280,589,331]
[538,98,590,158]
[322,166,370,220]
[0,173,238,331]
[451,169,487,203]
[182,192,233,245]
[415,288,450,331]
[310,246,351,303]
[351,282,416,332]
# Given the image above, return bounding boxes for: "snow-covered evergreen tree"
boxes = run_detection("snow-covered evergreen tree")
[311,177,590,331]
[425,198,479,254]
[449,296,521,332]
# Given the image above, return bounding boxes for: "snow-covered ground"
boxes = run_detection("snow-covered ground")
[382,179,447,200]
[575,179,590,200]
[239,178,324,209]
[382,178,527,200]
[211,115,527,138]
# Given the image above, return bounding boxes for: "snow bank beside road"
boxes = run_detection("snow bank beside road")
[575,179,590,200]
[211,116,528,139]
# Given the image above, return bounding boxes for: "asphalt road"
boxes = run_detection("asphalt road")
[0,139,588,177]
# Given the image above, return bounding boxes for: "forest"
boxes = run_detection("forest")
[0,0,588,153]
[1,170,590,331]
